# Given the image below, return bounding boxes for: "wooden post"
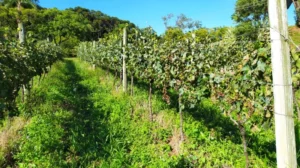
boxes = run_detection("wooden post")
[92,41,96,70]
[22,85,27,102]
[122,27,127,92]
[268,0,297,167]
[131,75,134,96]
[17,1,25,44]
[18,22,25,44]
[179,93,184,141]
[149,81,153,121]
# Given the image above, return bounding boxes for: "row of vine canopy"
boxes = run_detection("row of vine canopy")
[0,40,63,116]
[77,26,300,151]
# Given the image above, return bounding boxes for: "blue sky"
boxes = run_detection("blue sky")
[40,0,296,35]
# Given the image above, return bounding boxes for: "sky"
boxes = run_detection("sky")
[39,0,296,35]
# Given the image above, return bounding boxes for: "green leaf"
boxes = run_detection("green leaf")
[292,53,299,61]
[180,104,185,110]
[170,67,176,75]
[214,76,221,83]
[169,80,176,87]
[179,88,184,95]
[188,75,195,81]
[257,60,266,72]
[171,49,178,53]
[242,65,250,72]
[297,60,300,68]
[258,48,267,57]
[293,76,298,83]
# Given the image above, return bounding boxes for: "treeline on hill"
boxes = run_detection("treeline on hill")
[0,4,135,56]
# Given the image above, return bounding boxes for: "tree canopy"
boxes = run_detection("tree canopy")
[231,0,268,39]
[0,4,136,55]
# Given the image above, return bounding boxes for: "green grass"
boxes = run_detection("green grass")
[1,58,277,167]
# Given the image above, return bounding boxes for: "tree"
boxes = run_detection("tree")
[163,27,184,42]
[176,14,201,31]
[162,13,174,29]
[232,0,268,39]
[1,0,39,43]
[0,6,17,41]
[69,6,136,41]
[162,13,201,32]
[186,27,228,43]
[294,0,300,27]
[33,8,59,41]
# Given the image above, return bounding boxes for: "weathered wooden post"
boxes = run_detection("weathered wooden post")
[269,0,297,167]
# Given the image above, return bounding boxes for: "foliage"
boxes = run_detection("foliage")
[0,0,39,8]
[162,13,201,32]
[70,6,136,41]
[0,117,28,167]
[232,0,268,39]
[232,0,268,22]
[0,6,17,41]
[187,27,228,43]
[163,27,185,42]
[0,40,62,117]
[0,4,136,55]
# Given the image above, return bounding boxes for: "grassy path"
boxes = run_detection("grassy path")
[16,59,110,167]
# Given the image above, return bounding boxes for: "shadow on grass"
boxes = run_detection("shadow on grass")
[190,98,276,163]
[131,77,277,164]
[188,101,241,143]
